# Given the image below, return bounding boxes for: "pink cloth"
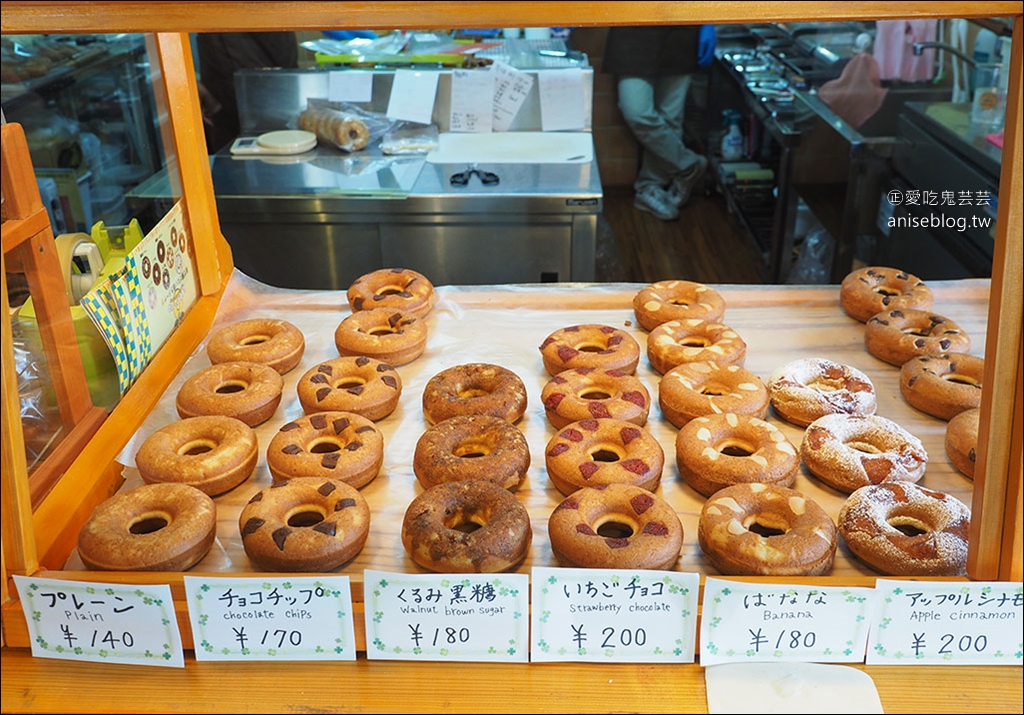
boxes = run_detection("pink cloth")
[819,52,889,129]
[873,19,938,82]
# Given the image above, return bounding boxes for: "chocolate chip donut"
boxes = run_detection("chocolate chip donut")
[266,411,384,489]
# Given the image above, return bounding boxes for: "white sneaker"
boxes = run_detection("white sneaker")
[634,185,679,221]
[668,155,709,208]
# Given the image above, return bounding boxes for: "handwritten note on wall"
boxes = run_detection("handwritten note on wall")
[450,69,495,133]
[537,68,586,131]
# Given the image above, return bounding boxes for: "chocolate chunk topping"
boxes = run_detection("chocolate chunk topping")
[240,517,265,537]
[355,424,376,434]
[316,387,332,402]
[310,414,327,430]
[344,441,362,452]
[281,444,303,455]
[312,522,337,537]
[335,497,357,511]
[332,417,351,433]
[346,385,365,395]
[318,481,337,496]
[280,421,300,431]
[272,527,291,551]
[321,453,340,469]
[318,364,333,375]
[381,375,398,389]
[310,373,329,384]
[356,356,371,367]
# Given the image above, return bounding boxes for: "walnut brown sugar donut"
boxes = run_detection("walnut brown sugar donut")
[675,413,799,497]
[347,267,436,319]
[658,360,769,428]
[77,483,216,571]
[767,357,876,427]
[175,361,284,427]
[632,279,726,331]
[267,411,384,489]
[206,318,305,374]
[840,266,934,322]
[646,318,746,375]
[864,308,971,367]
[900,353,984,421]
[838,481,971,576]
[800,413,928,493]
[297,356,402,421]
[135,415,257,496]
[945,407,980,479]
[422,363,528,425]
[239,477,371,572]
[698,483,837,576]
[334,307,427,367]
[548,483,684,570]
[544,418,664,496]
[413,414,530,491]
[539,324,641,376]
[541,367,650,429]
[401,480,532,573]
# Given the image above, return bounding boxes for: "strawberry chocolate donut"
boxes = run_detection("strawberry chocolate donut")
[334,307,427,367]
[297,356,402,421]
[266,411,384,489]
[767,357,876,427]
[347,267,436,319]
[206,318,305,374]
[541,367,650,429]
[632,279,726,331]
[840,266,934,323]
[544,417,664,496]
[658,360,769,428]
[646,318,746,375]
[413,414,530,491]
[175,361,284,427]
[422,363,528,425]
[864,308,971,367]
[539,324,641,376]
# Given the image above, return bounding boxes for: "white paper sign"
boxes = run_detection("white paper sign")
[328,70,373,103]
[363,569,529,662]
[385,69,440,125]
[537,67,585,131]
[491,61,534,132]
[449,69,494,133]
[867,579,1023,665]
[13,575,184,667]
[183,575,357,661]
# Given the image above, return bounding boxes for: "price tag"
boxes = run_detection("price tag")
[700,577,876,665]
[182,576,356,661]
[363,569,528,662]
[13,575,184,667]
[530,566,700,662]
[867,579,1023,665]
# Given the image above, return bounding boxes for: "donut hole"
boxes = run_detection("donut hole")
[374,283,408,297]
[579,388,613,401]
[576,340,609,353]
[239,334,271,346]
[588,443,624,463]
[668,297,695,308]
[453,440,491,459]
[593,515,637,539]
[445,511,487,534]
[332,377,367,391]
[806,376,844,392]
[845,439,883,455]
[715,438,755,458]
[700,382,730,397]
[178,438,216,456]
[743,514,788,538]
[873,286,900,298]
[457,384,490,399]
[943,373,981,387]
[365,325,398,337]
[887,515,930,537]
[677,336,711,348]
[129,511,172,535]
[902,326,932,337]
[308,439,343,454]
[285,505,327,528]
[215,380,249,394]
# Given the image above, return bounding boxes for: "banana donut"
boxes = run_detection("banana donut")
[698,483,837,576]
[646,318,746,375]
[675,413,799,497]
[422,363,528,425]
[206,318,305,374]
[767,357,876,427]
[839,266,934,323]
[539,324,641,376]
[541,367,650,429]
[297,356,402,421]
[864,308,971,367]
[632,279,726,331]
[334,307,427,367]
[544,417,664,496]
[266,411,384,489]
[77,483,216,571]
[401,480,532,573]
[413,414,530,491]
[900,353,985,420]
[175,361,284,427]
[135,415,258,496]
[658,360,769,428]
[239,477,371,572]
[548,483,683,571]
[838,481,970,576]
[945,407,980,479]
[347,267,436,319]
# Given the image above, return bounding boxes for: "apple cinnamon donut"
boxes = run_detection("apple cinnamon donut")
[334,307,427,367]
[767,357,876,427]
[899,353,985,420]
[175,361,284,427]
[413,414,530,491]
[297,356,402,421]
[544,417,664,496]
[840,266,934,323]
[539,324,641,376]
[632,279,726,331]
[347,267,436,319]
[266,411,384,489]
[422,363,528,425]
[541,367,650,429]
[864,308,971,367]
[646,318,746,375]
[658,360,769,428]
[945,407,980,480]
[206,318,305,374]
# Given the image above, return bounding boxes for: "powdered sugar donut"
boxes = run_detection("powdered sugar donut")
[767,357,876,427]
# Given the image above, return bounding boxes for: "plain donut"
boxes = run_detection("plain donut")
[175,361,284,427]
[206,318,305,374]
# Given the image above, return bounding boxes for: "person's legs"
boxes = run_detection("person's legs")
[618,76,678,219]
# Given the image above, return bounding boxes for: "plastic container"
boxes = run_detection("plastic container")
[721,111,745,161]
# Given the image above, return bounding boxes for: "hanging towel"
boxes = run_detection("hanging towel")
[873,19,938,81]
[818,51,889,129]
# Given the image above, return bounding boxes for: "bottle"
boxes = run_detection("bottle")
[720,111,744,161]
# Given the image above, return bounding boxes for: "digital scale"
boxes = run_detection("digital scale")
[230,129,317,156]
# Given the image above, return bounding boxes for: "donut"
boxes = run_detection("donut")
[800,413,928,493]
[206,318,305,374]
[266,411,384,489]
[632,280,726,331]
[422,363,528,425]
[541,367,650,429]
[838,481,970,576]
[334,307,427,366]
[646,318,746,375]
[675,413,799,497]
[77,483,216,571]
[767,357,876,427]
[296,356,402,421]
[658,360,769,428]
[539,324,641,376]
[239,477,371,572]
[135,415,257,496]
[175,361,284,427]
[899,353,985,420]
[839,266,934,322]
[697,483,837,576]
[544,417,664,496]
[864,308,971,367]
[338,117,370,151]
[347,267,436,319]
[945,407,980,479]
[401,480,532,573]
[413,414,530,491]
[548,483,683,570]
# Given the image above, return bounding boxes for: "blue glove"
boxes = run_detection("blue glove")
[698,25,716,67]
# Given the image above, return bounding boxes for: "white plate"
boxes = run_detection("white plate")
[231,130,317,156]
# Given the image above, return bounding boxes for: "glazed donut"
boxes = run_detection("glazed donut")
[840,266,934,322]
[698,483,837,576]
[267,411,384,489]
[422,363,528,425]
[544,417,664,496]
[800,413,928,493]
[541,367,650,429]
[136,415,257,496]
[297,356,402,421]
[865,308,971,367]
[347,267,436,319]
[401,480,532,573]
[838,481,970,576]
[900,353,985,420]
[539,324,641,376]
[767,357,876,427]
[175,361,284,427]
[77,483,216,571]
[675,413,799,497]
[548,483,683,570]
[632,280,726,331]
[413,414,530,491]
[646,319,746,375]
[334,307,427,367]
[206,318,305,374]
[658,360,769,428]
[945,407,980,479]
[239,477,371,572]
